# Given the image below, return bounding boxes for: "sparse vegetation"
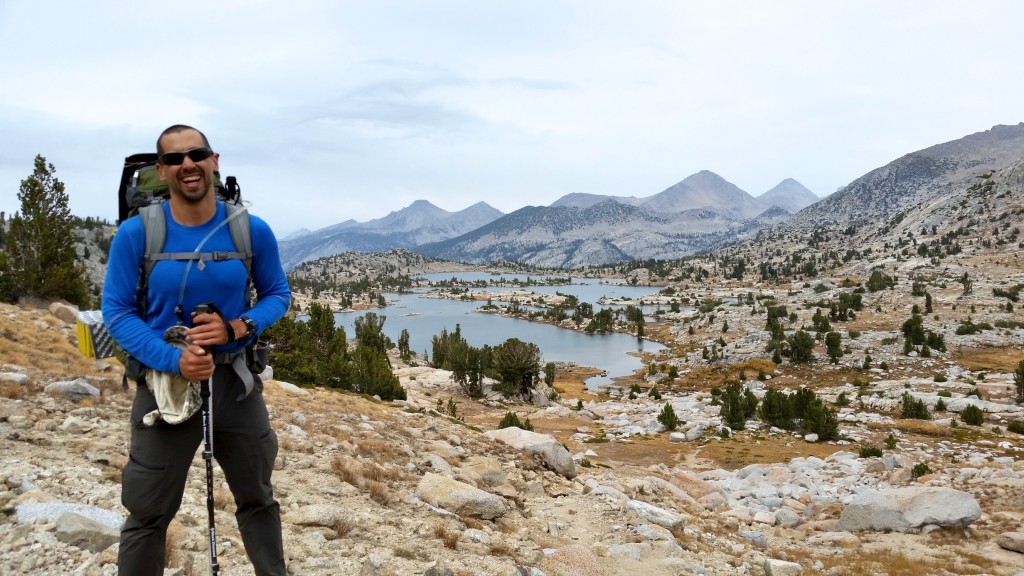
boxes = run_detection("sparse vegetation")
[657,402,681,431]
[960,404,985,426]
[497,411,533,431]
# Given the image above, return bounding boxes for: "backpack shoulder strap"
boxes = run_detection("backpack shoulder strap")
[224,202,255,306]
[224,203,253,278]
[136,203,168,313]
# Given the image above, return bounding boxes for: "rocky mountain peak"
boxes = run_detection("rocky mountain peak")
[758,178,820,214]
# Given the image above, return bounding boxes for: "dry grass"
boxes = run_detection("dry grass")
[818,547,993,575]
[103,466,122,484]
[488,539,516,558]
[887,419,952,437]
[354,438,404,461]
[393,547,430,561]
[363,461,402,482]
[461,516,484,530]
[333,517,354,537]
[165,519,185,567]
[0,380,27,399]
[953,346,1024,372]
[432,522,460,549]
[331,455,363,486]
[213,487,233,512]
[366,480,391,505]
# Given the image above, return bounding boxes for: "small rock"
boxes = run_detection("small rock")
[764,558,803,576]
[996,531,1024,554]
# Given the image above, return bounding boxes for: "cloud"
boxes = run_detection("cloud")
[1,1,1022,236]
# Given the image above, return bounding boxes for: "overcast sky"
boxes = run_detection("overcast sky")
[1,1,1021,238]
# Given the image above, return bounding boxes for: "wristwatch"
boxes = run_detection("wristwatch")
[239,316,258,341]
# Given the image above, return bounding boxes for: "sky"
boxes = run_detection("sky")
[1,1,1021,239]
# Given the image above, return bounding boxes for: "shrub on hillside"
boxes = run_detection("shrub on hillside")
[859,445,883,458]
[960,404,985,426]
[657,403,681,431]
[912,463,932,478]
[900,392,931,420]
[497,412,533,431]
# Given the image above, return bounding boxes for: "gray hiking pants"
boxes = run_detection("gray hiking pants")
[118,364,285,575]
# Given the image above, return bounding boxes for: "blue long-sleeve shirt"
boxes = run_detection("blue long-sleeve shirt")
[102,201,291,374]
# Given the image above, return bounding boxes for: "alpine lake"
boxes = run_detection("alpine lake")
[332,272,668,389]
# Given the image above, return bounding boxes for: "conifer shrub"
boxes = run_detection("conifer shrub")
[912,463,932,478]
[657,403,681,431]
[960,404,985,426]
[497,412,533,431]
[1007,420,1024,435]
[900,392,931,420]
[859,445,883,458]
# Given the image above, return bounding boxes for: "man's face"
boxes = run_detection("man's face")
[156,129,219,205]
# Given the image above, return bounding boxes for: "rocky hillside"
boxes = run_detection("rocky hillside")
[2,287,1024,575]
[790,123,1024,228]
[418,202,757,268]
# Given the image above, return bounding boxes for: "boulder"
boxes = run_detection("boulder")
[484,427,577,479]
[543,544,605,576]
[44,379,100,402]
[624,499,685,531]
[415,472,507,519]
[836,487,981,533]
[460,455,508,487]
[671,469,723,500]
[282,504,349,527]
[48,301,78,324]
[55,512,119,552]
[274,379,309,395]
[16,501,121,526]
[764,558,803,576]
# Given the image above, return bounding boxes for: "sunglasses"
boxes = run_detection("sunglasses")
[158,147,215,166]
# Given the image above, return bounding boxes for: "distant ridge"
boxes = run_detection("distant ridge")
[277,200,504,269]
[792,123,1024,227]
[549,171,818,218]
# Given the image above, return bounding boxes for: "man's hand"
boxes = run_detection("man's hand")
[179,344,214,380]
[188,310,231,347]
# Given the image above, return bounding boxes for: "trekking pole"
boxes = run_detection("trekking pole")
[194,304,220,575]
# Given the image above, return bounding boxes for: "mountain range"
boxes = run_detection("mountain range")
[279,170,821,269]
[278,200,504,270]
[279,123,1024,270]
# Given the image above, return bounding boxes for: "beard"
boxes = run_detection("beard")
[172,169,212,204]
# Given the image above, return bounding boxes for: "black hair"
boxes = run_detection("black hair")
[156,124,212,155]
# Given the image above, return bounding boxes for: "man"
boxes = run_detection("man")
[103,125,291,575]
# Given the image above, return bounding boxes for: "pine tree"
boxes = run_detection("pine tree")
[787,329,816,363]
[1,155,89,305]
[825,331,843,364]
[657,402,681,431]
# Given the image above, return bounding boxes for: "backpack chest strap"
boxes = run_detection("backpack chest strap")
[147,251,251,264]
